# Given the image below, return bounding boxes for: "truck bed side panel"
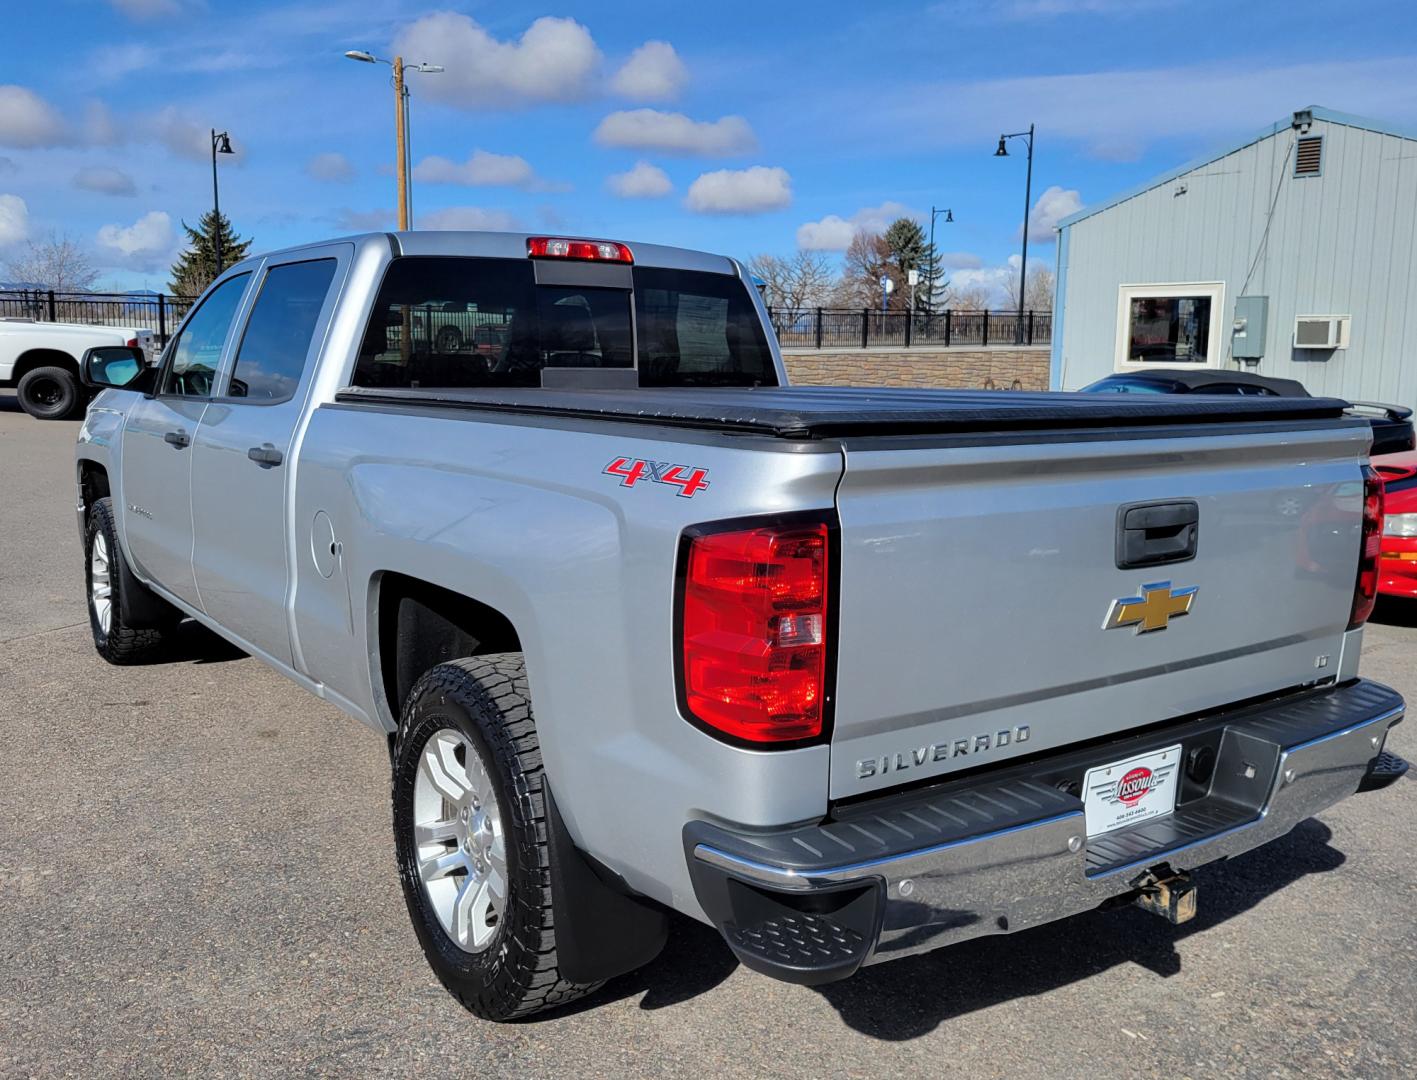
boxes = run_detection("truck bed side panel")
[291,403,844,919]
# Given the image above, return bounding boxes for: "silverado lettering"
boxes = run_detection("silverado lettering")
[856,726,1032,779]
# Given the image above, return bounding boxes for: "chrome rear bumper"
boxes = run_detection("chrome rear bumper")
[686,679,1404,984]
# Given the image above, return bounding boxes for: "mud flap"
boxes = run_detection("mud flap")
[546,785,668,984]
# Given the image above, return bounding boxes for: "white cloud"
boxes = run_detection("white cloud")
[685,166,791,214]
[108,0,183,17]
[611,42,688,102]
[149,108,213,161]
[418,206,519,231]
[932,0,1174,19]
[607,161,672,198]
[96,210,175,270]
[74,166,138,196]
[875,57,1417,159]
[307,152,355,183]
[594,109,756,156]
[0,193,29,247]
[0,85,69,148]
[1026,185,1082,242]
[335,208,394,232]
[939,251,984,270]
[392,13,602,109]
[82,101,121,145]
[796,201,914,251]
[948,255,1022,307]
[412,150,564,191]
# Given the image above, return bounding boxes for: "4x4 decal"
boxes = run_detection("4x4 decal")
[604,457,711,498]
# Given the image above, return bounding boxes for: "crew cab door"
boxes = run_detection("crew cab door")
[119,272,253,607]
[189,251,344,669]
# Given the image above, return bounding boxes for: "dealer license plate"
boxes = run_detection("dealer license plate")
[1083,744,1183,838]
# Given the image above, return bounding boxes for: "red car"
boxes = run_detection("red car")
[1375,450,1417,598]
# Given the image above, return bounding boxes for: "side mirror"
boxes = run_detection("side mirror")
[81,346,154,393]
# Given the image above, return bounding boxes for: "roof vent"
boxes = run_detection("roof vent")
[1295,135,1323,177]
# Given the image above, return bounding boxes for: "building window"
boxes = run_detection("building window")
[1114,283,1225,370]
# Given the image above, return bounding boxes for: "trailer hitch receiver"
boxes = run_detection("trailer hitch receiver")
[1133,865,1197,924]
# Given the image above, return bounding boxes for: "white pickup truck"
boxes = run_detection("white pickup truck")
[73,231,1407,1021]
[0,318,154,419]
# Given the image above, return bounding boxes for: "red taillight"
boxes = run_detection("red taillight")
[1349,465,1385,629]
[680,521,831,744]
[125,337,138,347]
[527,236,633,263]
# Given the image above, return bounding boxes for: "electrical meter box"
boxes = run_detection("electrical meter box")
[1232,296,1268,359]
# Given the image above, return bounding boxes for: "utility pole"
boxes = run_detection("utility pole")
[392,56,408,229]
[345,50,442,230]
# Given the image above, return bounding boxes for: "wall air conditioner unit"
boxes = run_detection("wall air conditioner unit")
[1294,314,1350,350]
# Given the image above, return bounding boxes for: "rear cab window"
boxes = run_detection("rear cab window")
[353,256,776,390]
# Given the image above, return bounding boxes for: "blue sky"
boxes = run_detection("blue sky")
[3,0,1417,295]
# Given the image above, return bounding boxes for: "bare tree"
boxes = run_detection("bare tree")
[950,285,993,312]
[829,230,892,308]
[1004,265,1055,312]
[747,250,835,310]
[3,231,100,292]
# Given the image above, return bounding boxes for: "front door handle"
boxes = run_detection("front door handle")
[247,443,284,468]
[163,430,189,449]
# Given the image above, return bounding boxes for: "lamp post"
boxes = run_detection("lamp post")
[210,129,234,274]
[995,124,1035,342]
[927,205,953,314]
[344,50,443,229]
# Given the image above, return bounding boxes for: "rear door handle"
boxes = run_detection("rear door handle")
[163,430,189,449]
[247,443,284,468]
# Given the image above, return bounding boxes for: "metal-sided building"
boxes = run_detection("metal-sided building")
[1051,107,1417,406]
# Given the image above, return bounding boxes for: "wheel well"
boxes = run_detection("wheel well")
[15,349,79,380]
[78,461,111,513]
[376,573,522,721]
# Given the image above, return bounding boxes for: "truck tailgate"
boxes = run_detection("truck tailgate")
[830,422,1372,799]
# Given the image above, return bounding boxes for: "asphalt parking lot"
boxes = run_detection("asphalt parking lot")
[1,396,1414,1079]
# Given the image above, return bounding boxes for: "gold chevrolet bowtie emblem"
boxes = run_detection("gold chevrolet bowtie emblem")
[1103,581,1198,634]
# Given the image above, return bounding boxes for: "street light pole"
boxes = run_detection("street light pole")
[995,124,1035,342]
[927,206,953,315]
[345,50,442,230]
[210,129,234,274]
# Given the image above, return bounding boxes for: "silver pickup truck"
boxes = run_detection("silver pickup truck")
[74,231,1408,1020]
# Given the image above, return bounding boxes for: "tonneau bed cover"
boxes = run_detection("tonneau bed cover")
[334,385,1351,440]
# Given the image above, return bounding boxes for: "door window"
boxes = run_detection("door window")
[225,259,337,403]
[161,273,250,397]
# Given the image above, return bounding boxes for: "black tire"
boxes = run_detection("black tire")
[85,497,169,664]
[392,655,598,1021]
[17,364,82,420]
[435,325,463,353]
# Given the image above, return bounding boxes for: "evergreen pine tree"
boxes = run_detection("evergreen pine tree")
[168,210,252,296]
[881,218,940,312]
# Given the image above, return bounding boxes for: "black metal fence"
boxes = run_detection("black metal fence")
[0,290,199,344]
[767,308,1052,349]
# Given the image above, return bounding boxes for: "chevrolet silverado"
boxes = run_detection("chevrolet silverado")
[74,231,1407,1020]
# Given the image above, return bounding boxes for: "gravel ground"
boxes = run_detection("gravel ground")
[1,396,1414,1079]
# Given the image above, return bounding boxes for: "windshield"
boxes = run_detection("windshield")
[1079,376,1179,394]
[353,256,776,390]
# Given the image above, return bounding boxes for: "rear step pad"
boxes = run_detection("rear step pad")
[1358,750,1409,793]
